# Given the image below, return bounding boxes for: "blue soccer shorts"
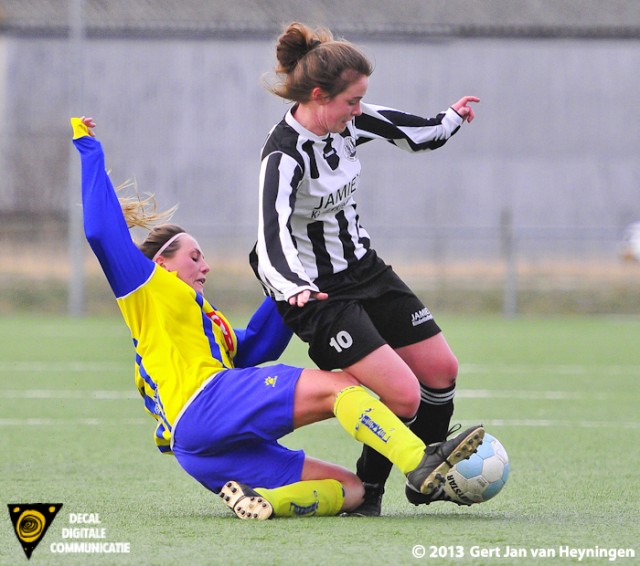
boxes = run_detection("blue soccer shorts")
[172,363,305,493]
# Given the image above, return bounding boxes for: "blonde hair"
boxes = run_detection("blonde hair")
[116,180,185,260]
[268,21,373,102]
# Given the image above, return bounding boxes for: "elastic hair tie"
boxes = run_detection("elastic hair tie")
[152,232,186,261]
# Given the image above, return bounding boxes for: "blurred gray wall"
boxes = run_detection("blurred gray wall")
[1,5,639,264]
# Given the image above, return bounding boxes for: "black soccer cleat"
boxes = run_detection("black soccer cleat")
[342,482,384,517]
[405,425,485,496]
[219,481,273,520]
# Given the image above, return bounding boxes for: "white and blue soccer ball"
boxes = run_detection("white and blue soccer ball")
[442,432,510,505]
[620,222,640,262]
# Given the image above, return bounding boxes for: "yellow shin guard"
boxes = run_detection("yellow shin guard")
[334,386,426,475]
[255,479,345,517]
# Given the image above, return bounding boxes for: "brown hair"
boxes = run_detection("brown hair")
[117,181,185,260]
[268,22,373,102]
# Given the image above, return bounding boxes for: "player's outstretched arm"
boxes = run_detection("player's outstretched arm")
[71,116,154,298]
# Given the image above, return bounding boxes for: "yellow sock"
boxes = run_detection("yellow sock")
[255,479,345,517]
[334,386,426,475]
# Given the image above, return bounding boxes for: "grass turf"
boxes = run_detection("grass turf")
[0,313,638,565]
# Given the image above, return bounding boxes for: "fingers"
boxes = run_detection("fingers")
[80,116,96,136]
[466,107,475,123]
[454,96,480,107]
[289,290,310,307]
[452,96,480,111]
[451,96,479,123]
[288,290,329,307]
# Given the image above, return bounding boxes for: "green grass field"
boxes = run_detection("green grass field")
[1,313,639,565]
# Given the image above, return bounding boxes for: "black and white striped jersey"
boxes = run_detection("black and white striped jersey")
[250,102,464,301]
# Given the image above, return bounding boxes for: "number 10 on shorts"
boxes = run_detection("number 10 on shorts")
[329,330,353,353]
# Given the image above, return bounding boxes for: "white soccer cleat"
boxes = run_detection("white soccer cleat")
[219,481,273,520]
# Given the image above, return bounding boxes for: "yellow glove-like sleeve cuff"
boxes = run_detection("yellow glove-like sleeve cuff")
[70,117,90,140]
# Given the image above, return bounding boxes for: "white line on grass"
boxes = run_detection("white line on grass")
[2,389,138,399]
[2,361,638,376]
[456,389,609,400]
[0,361,130,372]
[461,363,640,376]
[0,417,637,429]
[0,388,612,401]
[471,419,640,429]
[0,418,148,426]
[36,327,127,338]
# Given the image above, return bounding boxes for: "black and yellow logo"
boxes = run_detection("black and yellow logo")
[8,503,63,560]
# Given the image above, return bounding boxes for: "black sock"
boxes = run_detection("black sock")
[355,445,393,491]
[411,384,455,445]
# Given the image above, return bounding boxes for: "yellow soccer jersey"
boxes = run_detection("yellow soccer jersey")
[121,266,237,452]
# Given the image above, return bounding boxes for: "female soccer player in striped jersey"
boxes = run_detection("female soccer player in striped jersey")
[72,117,483,520]
[251,22,480,515]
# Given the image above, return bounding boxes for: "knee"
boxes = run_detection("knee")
[422,353,459,389]
[340,474,366,512]
[440,353,459,386]
[384,380,421,419]
[393,393,421,419]
[335,373,419,422]
[339,369,420,419]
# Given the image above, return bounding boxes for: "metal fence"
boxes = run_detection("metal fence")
[1,1,639,316]
[2,215,638,317]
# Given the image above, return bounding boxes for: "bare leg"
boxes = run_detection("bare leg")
[397,333,459,444]
[395,333,458,389]
[344,344,421,418]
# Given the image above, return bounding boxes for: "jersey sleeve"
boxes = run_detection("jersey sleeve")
[232,297,293,368]
[254,150,320,301]
[71,118,154,298]
[353,102,464,152]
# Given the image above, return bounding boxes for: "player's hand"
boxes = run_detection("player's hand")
[288,290,329,307]
[451,96,480,123]
[81,116,96,136]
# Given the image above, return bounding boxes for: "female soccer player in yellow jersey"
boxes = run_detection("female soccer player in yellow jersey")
[251,22,480,515]
[72,116,483,520]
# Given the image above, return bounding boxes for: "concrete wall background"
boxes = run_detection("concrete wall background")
[3,34,638,261]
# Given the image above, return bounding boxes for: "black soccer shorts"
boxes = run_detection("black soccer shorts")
[276,251,441,370]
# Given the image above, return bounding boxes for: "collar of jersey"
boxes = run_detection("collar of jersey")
[285,107,331,142]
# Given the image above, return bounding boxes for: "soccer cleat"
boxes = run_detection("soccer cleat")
[342,482,384,517]
[405,483,471,507]
[219,481,273,520]
[405,425,485,496]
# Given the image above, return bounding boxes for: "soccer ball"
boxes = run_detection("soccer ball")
[442,432,510,505]
[620,222,640,262]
